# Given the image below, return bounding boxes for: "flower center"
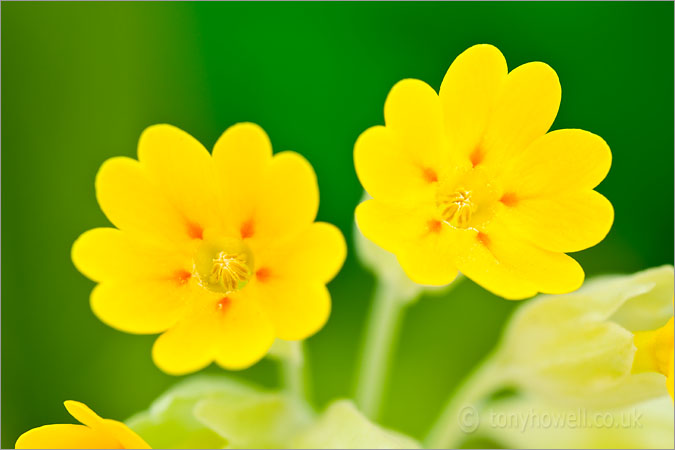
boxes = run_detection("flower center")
[209,252,251,293]
[194,235,254,294]
[438,189,476,229]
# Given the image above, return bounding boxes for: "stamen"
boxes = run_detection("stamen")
[439,190,476,228]
[209,252,251,293]
[193,236,254,295]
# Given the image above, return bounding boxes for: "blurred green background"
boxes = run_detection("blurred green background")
[2,1,673,447]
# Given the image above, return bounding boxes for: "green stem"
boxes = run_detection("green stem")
[355,280,407,420]
[281,341,307,405]
[425,354,510,449]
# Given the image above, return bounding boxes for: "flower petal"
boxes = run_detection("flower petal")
[64,401,150,449]
[257,222,347,284]
[100,421,151,450]
[212,122,273,235]
[354,126,437,206]
[91,278,190,335]
[452,229,538,300]
[498,190,614,253]
[396,231,459,287]
[152,290,275,374]
[439,44,508,159]
[481,61,561,169]
[355,198,433,254]
[248,151,319,248]
[15,424,119,449]
[95,157,189,244]
[250,279,330,341]
[213,294,276,370]
[138,124,221,234]
[383,78,468,180]
[355,199,457,286]
[456,222,584,299]
[384,79,445,166]
[152,290,221,375]
[72,228,190,283]
[498,129,612,196]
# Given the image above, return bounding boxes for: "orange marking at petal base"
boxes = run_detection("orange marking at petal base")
[256,267,271,282]
[477,232,491,247]
[241,220,255,239]
[187,222,203,240]
[470,147,484,167]
[422,167,438,183]
[428,220,442,233]
[216,297,231,312]
[500,192,519,207]
[174,270,192,285]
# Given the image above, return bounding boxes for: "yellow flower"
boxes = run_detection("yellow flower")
[634,317,674,400]
[499,265,674,407]
[72,123,346,375]
[15,401,150,449]
[354,44,613,299]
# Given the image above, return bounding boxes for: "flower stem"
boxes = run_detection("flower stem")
[425,354,510,449]
[281,341,308,405]
[355,280,407,420]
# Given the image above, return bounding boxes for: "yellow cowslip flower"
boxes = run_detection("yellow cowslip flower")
[72,123,346,375]
[499,265,674,407]
[633,317,674,400]
[15,401,150,449]
[354,44,613,299]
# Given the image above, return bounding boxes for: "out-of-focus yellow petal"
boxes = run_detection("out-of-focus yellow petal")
[91,278,191,335]
[635,317,675,399]
[354,126,438,206]
[498,190,614,253]
[213,293,276,369]
[212,122,273,236]
[63,401,104,429]
[15,401,151,449]
[667,353,674,400]
[250,279,330,341]
[151,290,221,376]
[439,44,508,160]
[248,151,319,249]
[498,129,612,196]
[64,401,151,449]
[15,424,119,449]
[481,62,561,169]
[95,157,189,245]
[99,421,151,450]
[138,124,221,234]
[72,228,191,283]
[257,222,347,284]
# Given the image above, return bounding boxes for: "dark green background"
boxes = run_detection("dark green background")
[2,2,673,447]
